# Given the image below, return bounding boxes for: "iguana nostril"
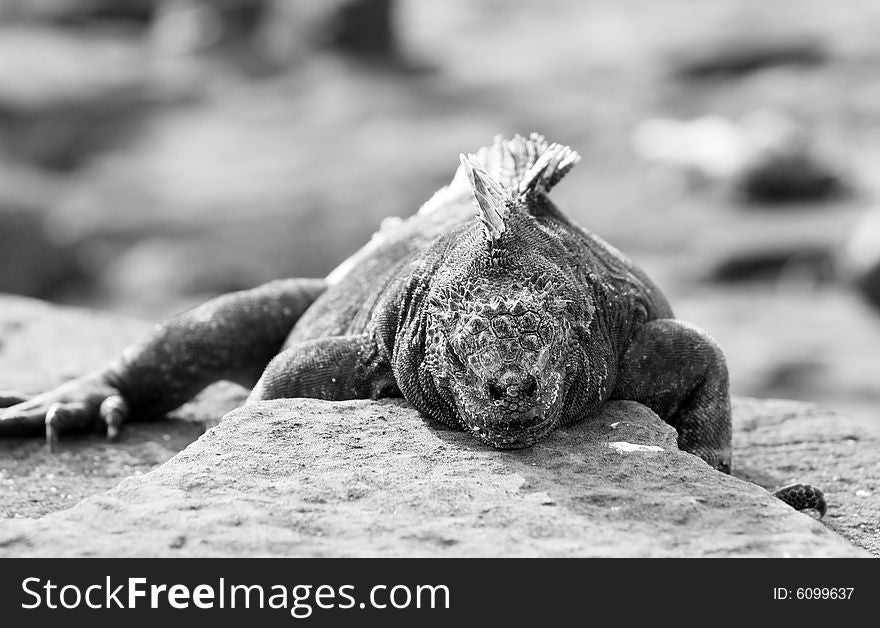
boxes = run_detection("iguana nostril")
[486,381,506,400]
[486,376,537,400]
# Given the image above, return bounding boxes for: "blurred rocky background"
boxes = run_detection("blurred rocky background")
[1,0,879,427]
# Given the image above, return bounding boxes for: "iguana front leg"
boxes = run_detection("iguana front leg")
[612,319,733,473]
[248,334,398,402]
[0,278,325,448]
[612,318,826,517]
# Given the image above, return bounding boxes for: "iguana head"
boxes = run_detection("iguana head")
[422,134,588,448]
[425,272,584,448]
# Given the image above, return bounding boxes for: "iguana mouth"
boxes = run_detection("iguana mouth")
[457,381,566,448]
[467,411,559,449]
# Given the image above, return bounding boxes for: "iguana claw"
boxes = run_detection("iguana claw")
[44,401,91,453]
[100,395,128,442]
[45,403,63,453]
[773,483,827,518]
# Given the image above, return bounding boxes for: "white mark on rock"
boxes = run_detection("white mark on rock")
[610,422,621,428]
[855,490,871,498]
[607,441,665,454]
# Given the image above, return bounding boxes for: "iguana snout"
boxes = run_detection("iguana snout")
[459,360,568,449]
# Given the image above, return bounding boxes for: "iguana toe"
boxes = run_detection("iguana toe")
[44,401,91,453]
[100,395,128,442]
[773,483,827,518]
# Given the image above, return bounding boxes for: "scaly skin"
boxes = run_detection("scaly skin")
[0,133,825,517]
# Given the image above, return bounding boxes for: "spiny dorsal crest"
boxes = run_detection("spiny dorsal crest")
[460,133,581,242]
[460,153,511,242]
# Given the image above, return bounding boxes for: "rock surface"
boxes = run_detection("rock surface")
[732,397,880,556]
[0,397,867,557]
[0,295,245,519]
[0,294,875,556]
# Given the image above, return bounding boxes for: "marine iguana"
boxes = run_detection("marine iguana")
[0,133,824,516]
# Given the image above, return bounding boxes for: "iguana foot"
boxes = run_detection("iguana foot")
[773,483,827,518]
[0,378,129,451]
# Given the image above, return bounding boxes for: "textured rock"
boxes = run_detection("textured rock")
[732,397,880,556]
[0,397,867,557]
[0,294,872,556]
[0,295,245,518]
